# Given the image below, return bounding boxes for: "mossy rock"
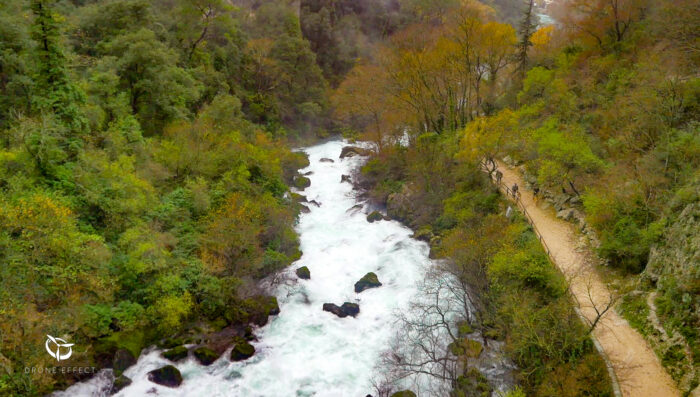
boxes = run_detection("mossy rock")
[147,365,182,388]
[162,346,188,362]
[391,391,417,397]
[293,175,311,189]
[454,368,491,396]
[366,211,383,223]
[244,326,255,341]
[111,374,132,395]
[340,302,360,317]
[264,296,280,316]
[94,331,145,369]
[412,226,434,242]
[296,266,311,280]
[354,272,382,293]
[339,146,371,158]
[449,338,483,358]
[231,341,255,361]
[291,192,307,203]
[112,348,136,377]
[193,347,220,366]
[238,295,280,326]
[457,321,473,337]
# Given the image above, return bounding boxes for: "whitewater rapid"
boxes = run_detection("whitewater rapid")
[57,140,434,396]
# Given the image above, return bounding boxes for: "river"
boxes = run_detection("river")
[56,140,443,396]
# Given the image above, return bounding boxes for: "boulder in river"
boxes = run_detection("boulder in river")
[323,302,360,318]
[296,266,311,280]
[308,200,321,207]
[341,174,351,183]
[354,272,382,293]
[322,303,347,318]
[162,345,188,362]
[193,346,220,366]
[340,302,360,317]
[110,375,132,395]
[339,146,371,158]
[367,211,383,223]
[291,192,307,203]
[294,175,311,189]
[320,157,335,163]
[299,204,311,214]
[231,341,255,361]
[112,348,136,376]
[147,365,182,388]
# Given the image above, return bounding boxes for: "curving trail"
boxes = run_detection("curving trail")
[495,161,679,397]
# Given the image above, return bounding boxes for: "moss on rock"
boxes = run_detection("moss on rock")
[231,341,255,361]
[354,272,382,293]
[111,375,132,394]
[296,266,311,280]
[366,211,383,223]
[147,365,182,388]
[162,346,188,362]
[193,347,220,366]
[293,175,311,189]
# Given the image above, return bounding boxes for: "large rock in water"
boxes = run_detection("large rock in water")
[294,175,311,189]
[110,375,132,395]
[355,272,382,293]
[322,303,347,318]
[366,211,383,223]
[231,341,255,361]
[296,266,311,279]
[322,302,360,318]
[112,348,136,377]
[340,302,360,317]
[162,345,188,362]
[339,146,371,159]
[147,365,182,388]
[193,347,220,366]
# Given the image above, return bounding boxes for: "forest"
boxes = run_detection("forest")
[0,0,698,396]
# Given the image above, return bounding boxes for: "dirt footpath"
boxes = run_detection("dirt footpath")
[495,162,679,397]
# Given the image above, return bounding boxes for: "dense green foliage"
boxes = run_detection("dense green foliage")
[358,133,612,395]
[0,0,696,394]
[331,0,700,394]
[0,0,323,394]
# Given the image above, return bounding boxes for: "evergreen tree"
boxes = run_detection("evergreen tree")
[516,0,535,79]
[30,0,87,134]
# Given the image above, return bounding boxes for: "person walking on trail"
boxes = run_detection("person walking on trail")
[495,170,503,185]
[511,183,519,199]
[533,186,540,201]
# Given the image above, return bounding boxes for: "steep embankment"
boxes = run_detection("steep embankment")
[495,161,679,397]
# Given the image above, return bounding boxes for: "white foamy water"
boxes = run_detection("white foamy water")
[56,139,435,397]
